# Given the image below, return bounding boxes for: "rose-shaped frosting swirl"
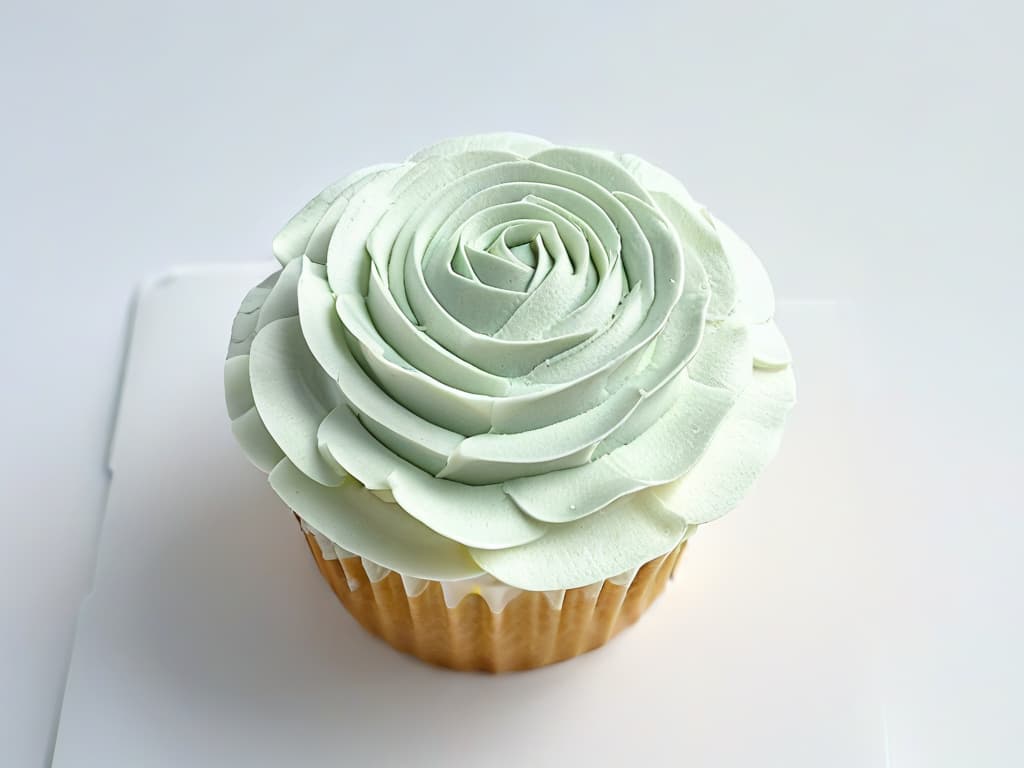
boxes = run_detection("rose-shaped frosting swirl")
[225,133,795,590]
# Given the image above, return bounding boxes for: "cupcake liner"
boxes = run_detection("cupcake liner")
[300,524,686,673]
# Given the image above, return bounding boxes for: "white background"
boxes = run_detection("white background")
[1,1,1021,765]
[50,278,879,767]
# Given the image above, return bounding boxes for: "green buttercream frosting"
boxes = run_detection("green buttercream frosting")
[224,133,795,590]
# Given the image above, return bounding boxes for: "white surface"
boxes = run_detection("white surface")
[2,2,1021,766]
[51,267,879,767]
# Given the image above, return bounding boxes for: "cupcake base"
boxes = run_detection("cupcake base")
[301,528,686,673]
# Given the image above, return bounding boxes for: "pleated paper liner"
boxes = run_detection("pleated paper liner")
[301,527,686,673]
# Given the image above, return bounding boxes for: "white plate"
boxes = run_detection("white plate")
[52,265,882,767]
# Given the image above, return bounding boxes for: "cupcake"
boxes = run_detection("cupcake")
[224,133,795,672]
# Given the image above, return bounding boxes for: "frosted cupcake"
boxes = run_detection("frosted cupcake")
[224,133,795,672]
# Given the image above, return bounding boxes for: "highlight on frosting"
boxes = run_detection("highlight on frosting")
[225,132,795,592]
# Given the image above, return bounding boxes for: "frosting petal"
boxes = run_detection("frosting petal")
[225,272,287,473]
[248,317,343,487]
[271,163,398,266]
[269,459,482,580]
[711,213,775,323]
[254,256,301,332]
[504,378,735,523]
[750,321,793,370]
[651,367,797,524]
[317,405,546,549]
[652,191,737,320]
[229,406,285,472]
[469,491,693,591]
[227,272,277,359]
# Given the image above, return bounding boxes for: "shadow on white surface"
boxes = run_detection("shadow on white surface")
[52,267,882,767]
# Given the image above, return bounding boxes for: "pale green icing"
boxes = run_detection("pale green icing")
[225,133,796,591]
[650,367,796,525]
[249,318,342,487]
[269,459,483,581]
[470,491,696,591]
